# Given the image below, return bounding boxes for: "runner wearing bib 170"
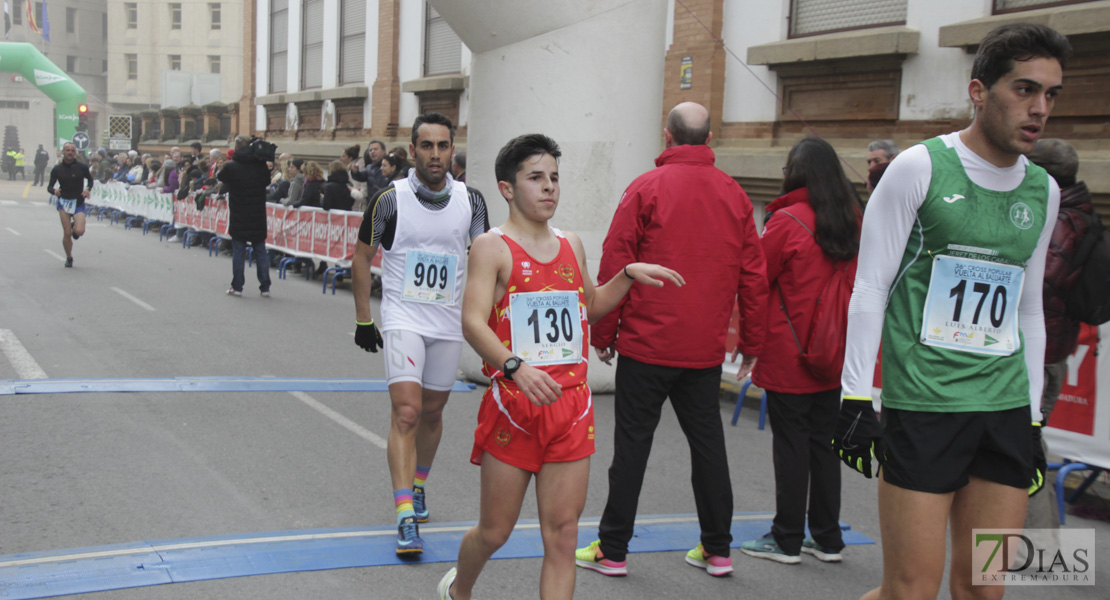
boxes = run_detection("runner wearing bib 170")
[834,24,1070,600]
[47,142,95,268]
[350,112,489,556]
[436,133,684,600]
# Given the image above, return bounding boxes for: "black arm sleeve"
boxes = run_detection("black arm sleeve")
[467,186,490,240]
[357,187,397,250]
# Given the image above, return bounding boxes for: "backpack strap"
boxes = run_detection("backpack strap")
[773,208,845,355]
[778,209,813,236]
[775,209,811,354]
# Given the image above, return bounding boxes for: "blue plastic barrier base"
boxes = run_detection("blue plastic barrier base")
[0,513,873,599]
[0,377,477,396]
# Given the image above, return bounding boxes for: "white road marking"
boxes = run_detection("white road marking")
[0,329,48,379]
[5,227,20,236]
[0,199,19,205]
[289,390,387,449]
[44,249,66,262]
[110,287,156,312]
[0,513,774,568]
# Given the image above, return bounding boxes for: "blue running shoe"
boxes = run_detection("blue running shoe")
[740,532,800,564]
[395,516,423,556]
[413,486,429,523]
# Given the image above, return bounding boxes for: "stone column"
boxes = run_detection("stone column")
[430,0,667,390]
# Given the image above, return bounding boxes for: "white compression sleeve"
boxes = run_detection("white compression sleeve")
[1020,178,1060,420]
[840,145,932,398]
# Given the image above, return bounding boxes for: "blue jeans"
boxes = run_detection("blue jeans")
[231,239,271,293]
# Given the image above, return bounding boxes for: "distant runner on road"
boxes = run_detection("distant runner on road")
[47,142,95,268]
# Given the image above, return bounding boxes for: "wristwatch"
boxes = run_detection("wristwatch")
[503,357,523,381]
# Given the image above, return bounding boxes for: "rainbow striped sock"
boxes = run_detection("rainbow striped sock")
[394,488,414,524]
[414,465,431,490]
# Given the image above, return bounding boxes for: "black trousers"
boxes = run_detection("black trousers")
[598,355,733,560]
[766,388,844,555]
[33,166,46,185]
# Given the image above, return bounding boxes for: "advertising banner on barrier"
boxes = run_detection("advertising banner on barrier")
[174,198,187,224]
[164,199,372,267]
[201,199,214,231]
[1044,324,1109,467]
[189,199,201,229]
[328,212,346,260]
[297,209,315,254]
[267,205,278,245]
[347,213,362,263]
[312,210,330,257]
[88,183,175,223]
[282,206,298,251]
[215,199,229,236]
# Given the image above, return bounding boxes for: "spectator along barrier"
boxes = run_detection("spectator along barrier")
[89,182,380,294]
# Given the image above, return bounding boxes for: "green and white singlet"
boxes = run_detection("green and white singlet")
[841,132,1060,416]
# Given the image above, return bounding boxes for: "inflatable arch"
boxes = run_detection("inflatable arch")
[0,42,87,151]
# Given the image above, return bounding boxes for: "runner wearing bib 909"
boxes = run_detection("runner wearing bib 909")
[835,24,1069,600]
[350,112,489,557]
[47,142,95,268]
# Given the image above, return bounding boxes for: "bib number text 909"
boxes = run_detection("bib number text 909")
[413,262,448,290]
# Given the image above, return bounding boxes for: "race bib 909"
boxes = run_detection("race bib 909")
[401,250,458,304]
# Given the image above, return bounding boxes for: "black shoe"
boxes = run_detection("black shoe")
[65,257,73,268]
[71,232,80,240]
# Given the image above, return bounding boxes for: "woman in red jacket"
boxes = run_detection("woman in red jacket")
[740,136,861,565]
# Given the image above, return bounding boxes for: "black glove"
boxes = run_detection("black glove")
[1029,420,1047,496]
[355,320,384,352]
[832,397,882,478]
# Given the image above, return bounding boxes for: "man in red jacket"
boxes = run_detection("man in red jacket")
[576,102,769,578]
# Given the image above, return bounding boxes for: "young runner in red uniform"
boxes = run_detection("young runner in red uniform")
[437,134,683,600]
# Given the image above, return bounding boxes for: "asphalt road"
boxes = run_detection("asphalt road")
[0,178,1106,599]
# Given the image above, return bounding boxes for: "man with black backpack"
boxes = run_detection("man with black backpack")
[1025,138,1098,529]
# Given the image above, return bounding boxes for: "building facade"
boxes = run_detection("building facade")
[0,0,109,153]
[248,0,1109,216]
[251,0,468,159]
[106,1,244,114]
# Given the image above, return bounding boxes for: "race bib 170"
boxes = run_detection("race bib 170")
[920,254,1025,356]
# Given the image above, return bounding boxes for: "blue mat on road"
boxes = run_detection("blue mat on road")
[0,513,872,599]
[0,377,477,396]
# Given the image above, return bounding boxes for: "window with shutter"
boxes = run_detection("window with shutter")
[302,0,324,89]
[340,0,367,85]
[994,0,1096,13]
[790,0,906,38]
[424,5,461,76]
[270,0,288,93]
